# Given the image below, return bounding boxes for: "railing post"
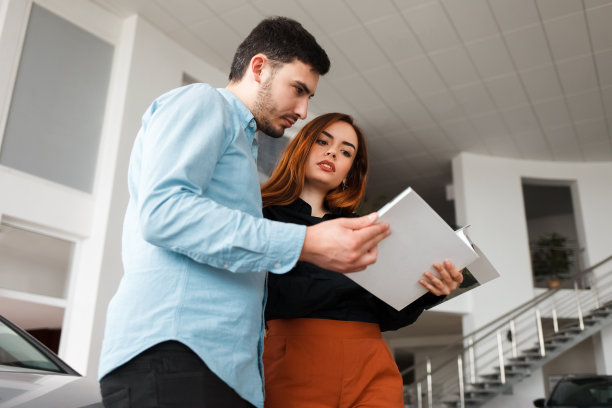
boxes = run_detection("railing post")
[468,336,476,384]
[509,320,518,358]
[551,297,559,333]
[426,358,433,408]
[536,308,546,357]
[457,354,465,408]
[417,382,423,408]
[496,330,506,384]
[591,271,601,309]
[574,281,585,330]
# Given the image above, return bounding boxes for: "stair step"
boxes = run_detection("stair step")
[506,360,534,369]
[467,381,504,390]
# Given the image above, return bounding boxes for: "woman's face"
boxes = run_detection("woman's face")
[304,120,358,192]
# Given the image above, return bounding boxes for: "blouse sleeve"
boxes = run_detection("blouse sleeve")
[376,292,445,332]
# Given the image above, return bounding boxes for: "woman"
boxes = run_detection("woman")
[261,112,463,408]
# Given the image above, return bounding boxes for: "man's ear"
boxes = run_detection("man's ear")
[249,54,267,84]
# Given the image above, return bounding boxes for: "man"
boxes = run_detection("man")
[98,16,390,408]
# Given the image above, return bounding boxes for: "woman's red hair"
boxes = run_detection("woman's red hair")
[261,112,368,215]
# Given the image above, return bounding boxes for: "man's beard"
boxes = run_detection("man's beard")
[252,77,284,138]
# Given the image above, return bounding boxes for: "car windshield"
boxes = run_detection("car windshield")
[0,320,63,373]
[549,377,612,407]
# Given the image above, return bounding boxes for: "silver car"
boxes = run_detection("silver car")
[0,315,102,407]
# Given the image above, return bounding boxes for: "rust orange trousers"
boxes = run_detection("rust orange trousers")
[263,318,404,408]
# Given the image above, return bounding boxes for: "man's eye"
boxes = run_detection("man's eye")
[295,87,305,95]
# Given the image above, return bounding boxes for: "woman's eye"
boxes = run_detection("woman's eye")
[316,139,327,146]
[342,150,352,158]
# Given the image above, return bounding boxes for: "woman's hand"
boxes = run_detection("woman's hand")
[419,260,463,296]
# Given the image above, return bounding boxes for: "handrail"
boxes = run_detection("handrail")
[400,254,612,380]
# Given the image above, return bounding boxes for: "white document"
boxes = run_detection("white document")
[347,187,497,310]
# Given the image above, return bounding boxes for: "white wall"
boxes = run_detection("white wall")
[452,153,612,329]
[452,152,612,403]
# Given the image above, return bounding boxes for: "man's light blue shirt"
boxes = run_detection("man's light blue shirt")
[99,84,306,407]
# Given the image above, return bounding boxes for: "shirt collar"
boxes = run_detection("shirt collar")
[217,88,257,142]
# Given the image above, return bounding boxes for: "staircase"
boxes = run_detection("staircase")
[402,255,612,408]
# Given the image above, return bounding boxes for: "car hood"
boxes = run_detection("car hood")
[0,371,102,408]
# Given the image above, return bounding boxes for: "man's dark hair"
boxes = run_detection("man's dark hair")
[229,16,330,82]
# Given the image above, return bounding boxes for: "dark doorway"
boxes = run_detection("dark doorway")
[522,181,582,289]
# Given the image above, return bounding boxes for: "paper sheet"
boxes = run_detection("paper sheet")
[347,187,497,310]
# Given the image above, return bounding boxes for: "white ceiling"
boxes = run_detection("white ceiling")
[90,0,612,216]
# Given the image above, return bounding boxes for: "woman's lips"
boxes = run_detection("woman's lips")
[317,160,335,172]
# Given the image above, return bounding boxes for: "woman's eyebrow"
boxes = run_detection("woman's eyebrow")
[322,130,356,150]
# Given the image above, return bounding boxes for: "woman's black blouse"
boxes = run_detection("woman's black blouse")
[263,198,444,332]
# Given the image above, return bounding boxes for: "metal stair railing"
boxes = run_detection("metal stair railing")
[401,254,612,408]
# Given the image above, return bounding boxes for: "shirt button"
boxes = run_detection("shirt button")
[274,262,281,269]
[224,263,229,269]
[249,122,255,128]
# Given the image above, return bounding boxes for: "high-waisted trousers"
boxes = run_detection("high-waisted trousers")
[263,318,404,408]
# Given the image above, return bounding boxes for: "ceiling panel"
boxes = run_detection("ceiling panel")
[402,2,461,52]
[502,105,541,135]
[582,141,612,160]
[397,56,447,97]
[537,0,584,20]
[430,46,480,88]
[483,135,522,157]
[533,98,573,130]
[471,112,511,140]
[421,91,464,123]
[513,130,553,159]
[575,118,609,144]
[465,35,516,79]
[503,25,553,71]
[544,125,582,160]
[441,0,499,42]
[586,3,612,52]
[363,64,416,106]
[489,0,541,32]
[219,4,265,38]
[452,83,496,117]
[544,13,591,61]
[330,26,390,72]
[566,90,606,122]
[140,1,183,33]
[365,14,424,63]
[346,0,398,23]
[297,0,360,36]
[595,50,612,88]
[485,74,529,109]
[358,105,406,136]
[556,56,599,95]
[87,0,612,215]
[519,65,564,102]
[390,97,437,130]
[157,0,213,26]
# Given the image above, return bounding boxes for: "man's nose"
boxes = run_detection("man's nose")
[295,97,308,119]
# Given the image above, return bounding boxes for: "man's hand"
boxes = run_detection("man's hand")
[300,213,391,273]
[419,260,463,296]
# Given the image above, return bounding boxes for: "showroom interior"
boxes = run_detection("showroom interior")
[1,0,612,406]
